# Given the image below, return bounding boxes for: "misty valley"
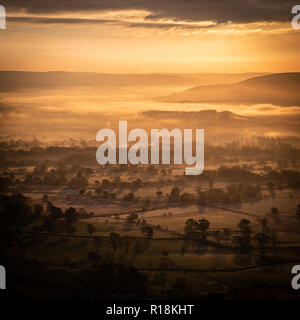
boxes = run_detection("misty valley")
[1,133,300,300]
[0,71,300,300]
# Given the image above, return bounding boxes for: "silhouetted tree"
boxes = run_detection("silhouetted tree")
[66,223,77,235]
[254,232,269,255]
[42,216,56,233]
[271,207,279,215]
[47,203,63,220]
[41,194,49,203]
[87,224,97,236]
[236,219,252,252]
[223,228,231,244]
[213,230,221,243]
[127,213,138,223]
[65,207,79,224]
[170,187,180,201]
[141,226,154,238]
[34,204,43,216]
[198,219,210,239]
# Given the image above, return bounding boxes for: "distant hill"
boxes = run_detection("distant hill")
[0,71,266,92]
[157,73,300,106]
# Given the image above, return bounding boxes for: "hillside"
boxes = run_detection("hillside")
[0,71,266,92]
[157,73,300,106]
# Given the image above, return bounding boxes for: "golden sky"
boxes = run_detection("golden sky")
[1,6,300,73]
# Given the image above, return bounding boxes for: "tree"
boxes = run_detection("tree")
[47,203,63,220]
[260,217,269,234]
[101,178,111,188]
[267,181,276,197]
[123,192,135,201]
[127,213,138,223]
[184,218,198,239]
[271,207,279,215]
[213,230,221,243]
[141,226,154,238]
[198,219,210,239]
[65,223,77,235]
[236,219,252,252]
[42,216,56,233]
[238,219,252,235]
[0,193,33,246]
[170,187,180,201]
[180,193,194,204]
[65,207,79,224]
[42,194,49,203]
[114,215,120,223]
[87,223,97,236]
[254,232,269,255]
[34,204,43,216]
[109,232,122,253]
[142,199,151,209]
[223,228,231,244]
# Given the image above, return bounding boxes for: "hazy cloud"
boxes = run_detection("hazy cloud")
[7,16,215,30]
[3,0,296,23]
